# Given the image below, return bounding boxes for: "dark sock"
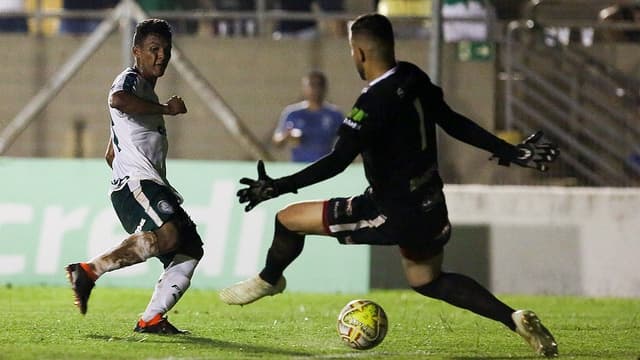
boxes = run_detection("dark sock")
[413,272,516,331]
[259,216,305,285]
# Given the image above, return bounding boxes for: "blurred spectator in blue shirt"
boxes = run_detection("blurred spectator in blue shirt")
[273,70,344,163]
[0,0,27,33]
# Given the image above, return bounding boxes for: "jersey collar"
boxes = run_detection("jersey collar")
[362,65,398,93]
[369,65,398,86]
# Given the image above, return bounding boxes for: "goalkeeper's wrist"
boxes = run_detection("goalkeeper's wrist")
[273,176,298,195]
[492,143,521,165]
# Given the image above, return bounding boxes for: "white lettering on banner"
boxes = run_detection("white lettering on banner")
[88,208,149,277]
[188,181,235,277]
[0,204,33,274]
[36,206,89,274]
[234,209,266,277]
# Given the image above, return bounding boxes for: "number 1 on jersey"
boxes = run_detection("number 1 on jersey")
[413,98,427,151]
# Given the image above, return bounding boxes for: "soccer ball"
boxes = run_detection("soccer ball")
[336,299,388,350]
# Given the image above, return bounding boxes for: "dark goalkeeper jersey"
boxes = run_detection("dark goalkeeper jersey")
[280,61,519,215]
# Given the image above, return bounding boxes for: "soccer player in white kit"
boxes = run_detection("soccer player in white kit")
[65,19,203,334]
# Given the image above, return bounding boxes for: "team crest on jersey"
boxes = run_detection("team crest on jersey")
[157,200,174,215]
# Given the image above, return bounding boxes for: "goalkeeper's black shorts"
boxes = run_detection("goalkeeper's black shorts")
[323,187,451,259]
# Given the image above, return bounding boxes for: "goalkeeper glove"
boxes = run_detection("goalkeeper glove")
[492,131,559,172]
[237,160,296,212]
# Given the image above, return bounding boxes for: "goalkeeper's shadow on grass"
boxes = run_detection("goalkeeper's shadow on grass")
[87,334,313,357]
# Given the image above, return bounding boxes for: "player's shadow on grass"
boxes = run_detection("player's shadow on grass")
[87,334,313,357]
[451,357,540,359]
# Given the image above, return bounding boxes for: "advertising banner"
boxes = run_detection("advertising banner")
[0,158,369,293]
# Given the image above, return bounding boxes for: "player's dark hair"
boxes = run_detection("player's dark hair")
[133,18,172,46]
[350,13,395,59]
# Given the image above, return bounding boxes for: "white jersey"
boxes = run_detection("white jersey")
[108,67,170,192]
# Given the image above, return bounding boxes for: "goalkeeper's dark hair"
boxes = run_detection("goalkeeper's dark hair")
[349,13,395,60]
[134,18,172,46]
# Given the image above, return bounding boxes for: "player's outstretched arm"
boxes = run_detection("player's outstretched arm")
[436,103,559,172]
[109,91,187,116]
[490,131,559,172]
[237,135,359,212]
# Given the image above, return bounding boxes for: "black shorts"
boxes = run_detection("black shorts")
[111,179,203,265]
[323,188,451,259]
[111,179,184,234]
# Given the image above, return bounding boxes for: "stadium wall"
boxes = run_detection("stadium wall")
[372,185,640,298]
[1,158,638,297]
[0,34,497,184]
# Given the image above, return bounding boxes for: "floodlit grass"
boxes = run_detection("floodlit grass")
[1,286,638,359]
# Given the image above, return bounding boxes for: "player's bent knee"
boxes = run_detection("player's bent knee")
[412,281,438,297]
[126,231,161,260]
[154,221,181,253]
[274,214,300,237]
[276,201,325,234]
[276,205,298,226]
[405,270,440,288]
[177,224,204,260]
[401,251,444,287]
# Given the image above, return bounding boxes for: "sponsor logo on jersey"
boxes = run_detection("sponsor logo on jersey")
[135,218,147,233]
[343,118,361,130]
[347,107,368,122]
[111,176,130,188]
[344,107,368,130]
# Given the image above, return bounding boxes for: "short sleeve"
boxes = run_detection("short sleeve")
[273,106,296,137]
[110,69,139,96]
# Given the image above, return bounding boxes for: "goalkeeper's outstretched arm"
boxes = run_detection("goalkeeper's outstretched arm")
[236,135,360,211]
[435,102,558,171]
[436,102,519,161]
[277,135,360,193]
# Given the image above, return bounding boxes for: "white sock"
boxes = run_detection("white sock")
[141,254,198,322]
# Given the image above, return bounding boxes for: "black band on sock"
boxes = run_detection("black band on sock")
[259,216,305,285]
[412,272,516,331]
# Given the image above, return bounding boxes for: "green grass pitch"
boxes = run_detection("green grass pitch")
[1,286,638,359]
